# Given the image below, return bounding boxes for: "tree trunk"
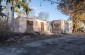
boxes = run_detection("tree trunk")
[0,4,2,15]
[11,5,14,31]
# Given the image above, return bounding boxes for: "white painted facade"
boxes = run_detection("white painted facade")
[65,20,73,34]
[52,20,73,34]
[14,17,50,33]
[52,20,66,33]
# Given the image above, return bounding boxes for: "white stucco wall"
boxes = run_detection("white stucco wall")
[52,20,66,33]
[31,19,48,32]
[19,17,27,33]
[14,17,19,32]
[60,20,66,33]
[14,17,49,33]
[65,20,73,34]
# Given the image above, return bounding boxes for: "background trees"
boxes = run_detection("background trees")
[43,0,85,33]
[0,0,31,41]
[57,0,85,33]
[0,0,31,31]
[38,12,49,21]
[28,9,36,18]
[6,0,31,31]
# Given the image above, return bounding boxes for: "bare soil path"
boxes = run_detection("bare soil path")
[0,34,85,55]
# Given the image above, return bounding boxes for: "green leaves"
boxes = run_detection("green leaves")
[6,0,11,4]
[0,13,6,17]
[22,0,26,3]
[4,0,31,17]
[0,0,31,17]
[18,1,31,15]
[0,0,2,4]
[58,0,85,15]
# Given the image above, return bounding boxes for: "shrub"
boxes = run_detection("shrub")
[0,16,10,41]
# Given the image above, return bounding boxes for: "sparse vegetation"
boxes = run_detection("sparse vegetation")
[0,16,10,41]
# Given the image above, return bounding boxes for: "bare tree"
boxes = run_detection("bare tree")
[39,12,49,21]
[0,16,10,41]
[28,9,36,18]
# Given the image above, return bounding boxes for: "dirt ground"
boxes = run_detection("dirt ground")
[0,34,85,55]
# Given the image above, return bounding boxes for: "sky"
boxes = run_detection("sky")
[2,0,70,21]
[29,0,70,21]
